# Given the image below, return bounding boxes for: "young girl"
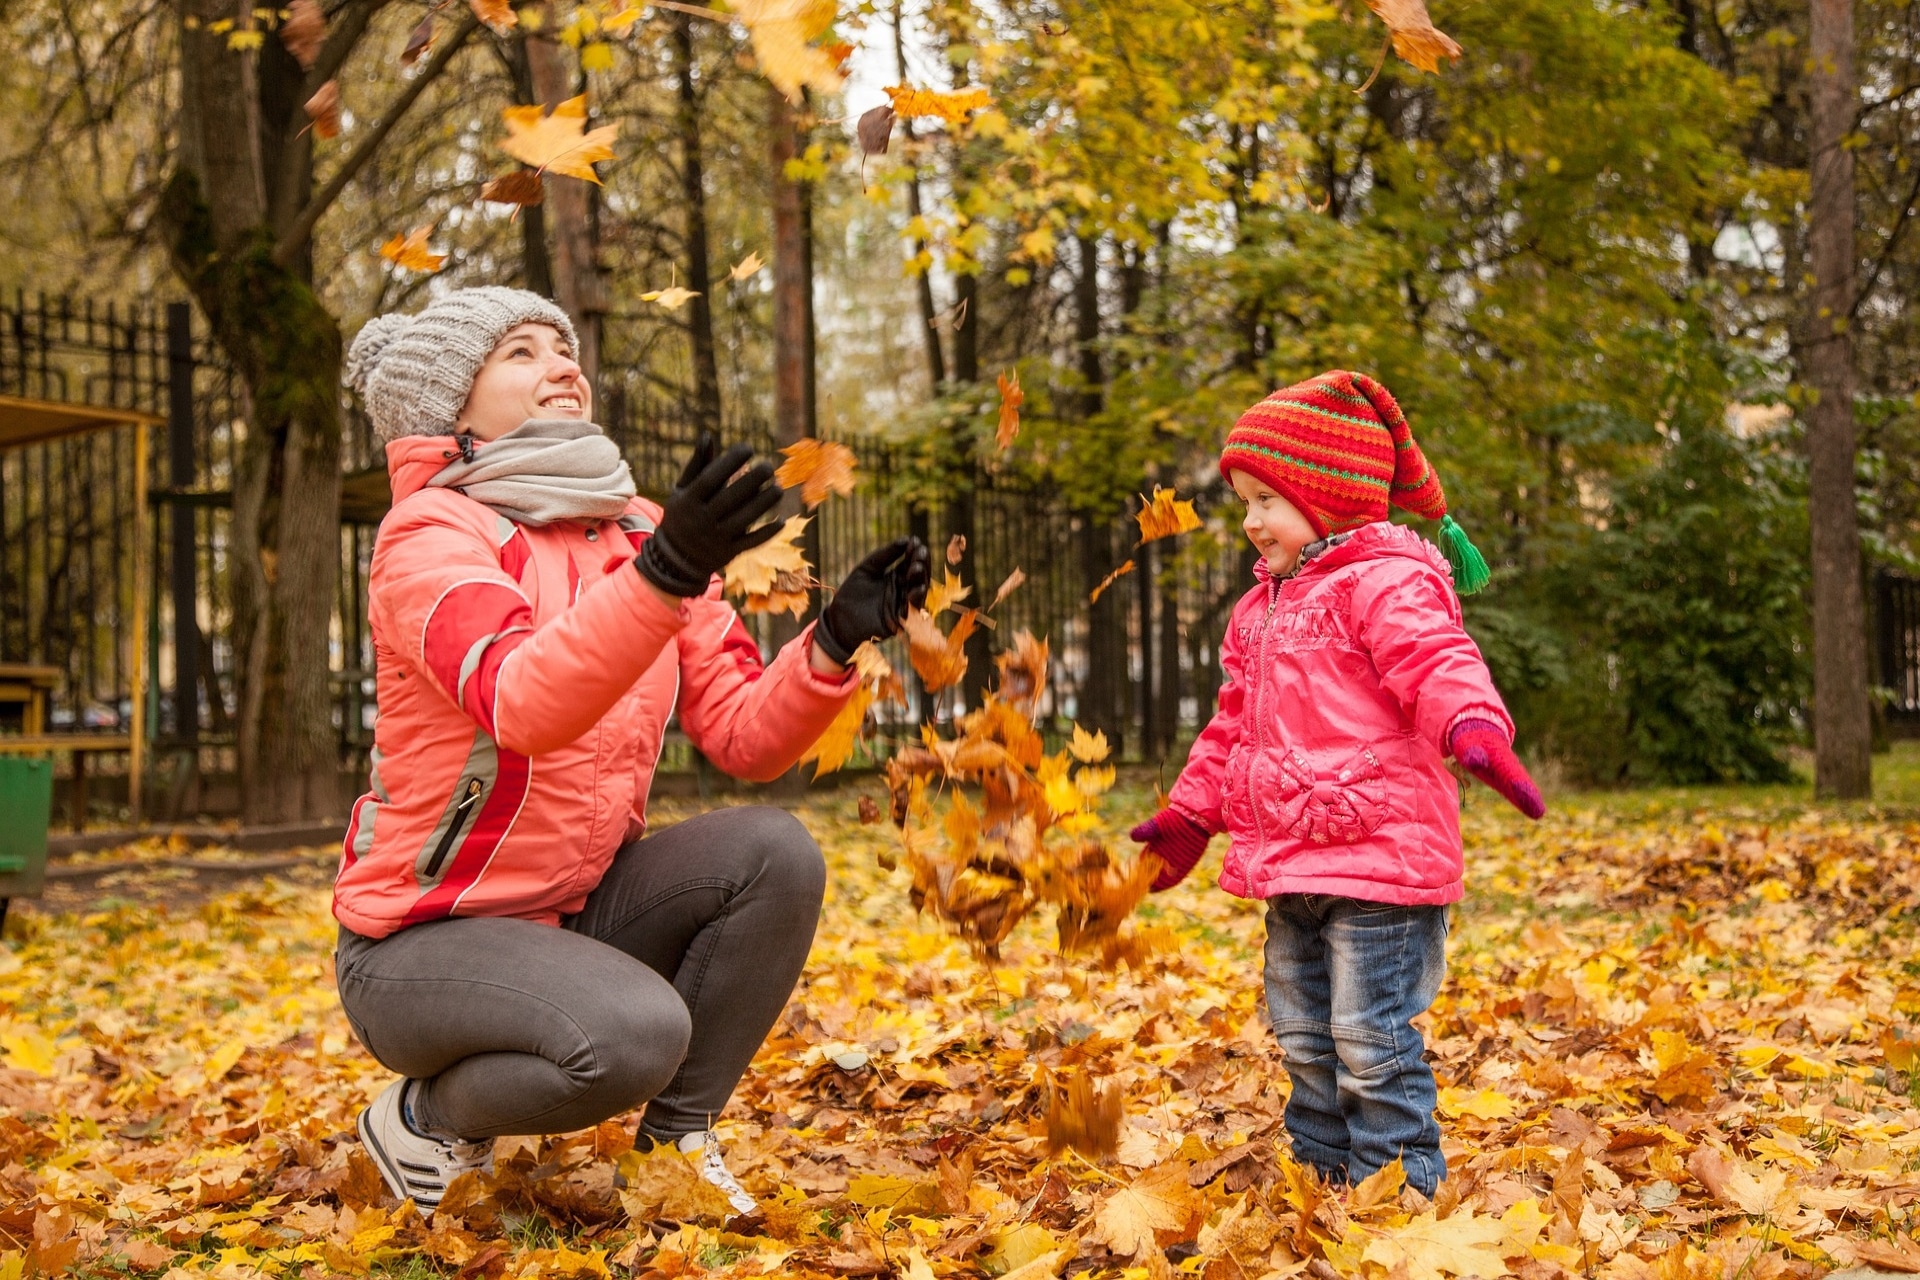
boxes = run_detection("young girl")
[333,287,929,1214]
[1130,370,1543,1198]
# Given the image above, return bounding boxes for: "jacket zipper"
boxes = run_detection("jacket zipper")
[423,778,484,879]
[1248,579,1280,853]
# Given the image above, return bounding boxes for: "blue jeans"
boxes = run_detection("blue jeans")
[1263,894,1450,1196]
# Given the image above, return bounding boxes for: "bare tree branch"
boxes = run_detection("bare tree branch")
[271,8,481,267]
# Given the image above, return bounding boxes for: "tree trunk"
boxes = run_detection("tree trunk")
[894,0,945,391]
[768,83,818,661]
[673,12,723,434]
[501,38,554,297]
[527,6,608,384]
[1806,0,1873,798]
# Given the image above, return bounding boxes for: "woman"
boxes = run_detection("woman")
[333,286,929,1214]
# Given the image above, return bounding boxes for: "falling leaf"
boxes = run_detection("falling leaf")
[858,794,882,824]
[990,568,1025,611]
[723,515,814,615]
[499,94,619,183]
[1090,1163,1205,1258]
[994,632,1049,713]
[1363,0,1462,74]
[903,607,973,692]
[945,535,966,566]
[1089,559,1135,604]
[400,14,435,66]
[642,285,701,310]
[857,104,895,156]
[1068,725,1110,764]
[468,0,519,32]
[1135,486,1202,544]
[380,225,446,273]
[996,369,1023,450]
[1361,1215,1509,1280]
[732,0,846,103]
[227,28,265,51]
[728,251,765,282]
[884,84,994,125]
[279,0,325,69]
[925,569,972,617]
[481,170,546,207]
[1045,1069,1122,1157]
[775,439,858,508]
[304,80,341,139]
[801,684,874,777]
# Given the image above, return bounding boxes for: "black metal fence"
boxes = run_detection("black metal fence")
[1877,570,1920,732]
[3,292,1261,820]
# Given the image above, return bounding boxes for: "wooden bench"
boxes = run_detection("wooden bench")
[0,734,134,832]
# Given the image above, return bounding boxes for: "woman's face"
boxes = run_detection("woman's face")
[458,323,590,442]
[1230,468,1320,576]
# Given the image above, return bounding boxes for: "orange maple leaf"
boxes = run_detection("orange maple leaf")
[1136,487,1203,544]
[775,439,858,509]
[1364,0,1462,74]
[996,369,1023,450]
[499,94,618,184]
[379,225,445,273]
[884,84,994,125]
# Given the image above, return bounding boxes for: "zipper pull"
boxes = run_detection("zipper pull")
[457,779,483,809]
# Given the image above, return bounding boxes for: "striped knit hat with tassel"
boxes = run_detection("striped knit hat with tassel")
[1219,370,1490,593]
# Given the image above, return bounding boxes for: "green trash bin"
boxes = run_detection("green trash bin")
[0,754,54,922]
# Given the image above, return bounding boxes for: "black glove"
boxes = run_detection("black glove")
[636,433,786,597]
[816,536,932,666]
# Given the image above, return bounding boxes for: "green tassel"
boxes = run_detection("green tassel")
[1437,515,1491,595]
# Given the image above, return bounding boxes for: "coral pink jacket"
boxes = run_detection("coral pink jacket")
[333,435,856,939]
[1168,522,1513,906]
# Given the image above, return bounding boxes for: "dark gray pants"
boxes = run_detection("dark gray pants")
[334,806,825,1140]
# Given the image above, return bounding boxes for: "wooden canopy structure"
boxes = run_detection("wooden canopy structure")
[0,392,160,821]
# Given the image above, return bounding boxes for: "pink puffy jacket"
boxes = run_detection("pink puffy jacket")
[1167,522,1514,906]
[333,436,857,939]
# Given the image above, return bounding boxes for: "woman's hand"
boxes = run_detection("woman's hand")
[1130,809,1212,892]
[1449,719,1545,819]
[814,537,932,667]
[636,433,786,597]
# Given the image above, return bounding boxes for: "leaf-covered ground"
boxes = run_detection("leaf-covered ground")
[5,768,1920,1280]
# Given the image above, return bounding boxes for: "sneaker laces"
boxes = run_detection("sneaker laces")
[677,1130,756,1215]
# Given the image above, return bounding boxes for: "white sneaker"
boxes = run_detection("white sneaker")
[357,1079,494,1211]
[677,1129,756,1216]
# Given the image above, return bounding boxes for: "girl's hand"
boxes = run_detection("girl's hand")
[814,537,931,666]
[1130,809,1212,892]
[636,433,786,597]
[1449,719,1545,819]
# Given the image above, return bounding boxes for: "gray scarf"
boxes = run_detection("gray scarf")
[427,419,636,526]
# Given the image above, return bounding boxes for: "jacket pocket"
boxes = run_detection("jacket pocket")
[1272,747,1388,845]
[418,777,485,882]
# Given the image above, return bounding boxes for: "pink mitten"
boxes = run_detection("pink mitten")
[1130,809,1213,891]
[1449,719,1545,819]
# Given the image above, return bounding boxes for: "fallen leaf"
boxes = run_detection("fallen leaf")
[996,369,1023,450]
[1361,1214,1510,1280]
[775,439,858,508]
[1363,0,1462,74]
[279,0,325,69]
[1135,486,1202,544]
[481,170,546,207]
[615,1145,733,1223]
[729,251,766,282]
[1090,1162,1204,1258]
[380,225,446,273]
[499,94,619,183]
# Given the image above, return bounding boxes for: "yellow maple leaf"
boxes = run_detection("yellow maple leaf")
[925,569,972,616]
[1361,1214,1510,1280]
[379,225,446,273]
[615,1145,733,1223]
[733,0,845,103]
[884,83,994,125]
[729,251,766,282]
[1437,1085,1518,1120]
[1069,725,1110,764]
[775,439,858,508]
[723,515,813,614]
[801,684,873,777]
[1135,486,1202,544]
[642,284,700,310]
[1090,1163,1203,1258]
[499,94,618,183]
[0,1028,60,1075]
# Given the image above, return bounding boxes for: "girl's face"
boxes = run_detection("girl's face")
[458,323,590,442]
[1230,468,1320,576]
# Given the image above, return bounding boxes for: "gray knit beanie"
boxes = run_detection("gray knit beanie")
[343,286,581,443]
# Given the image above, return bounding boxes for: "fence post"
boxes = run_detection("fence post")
[165,303,199,745]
